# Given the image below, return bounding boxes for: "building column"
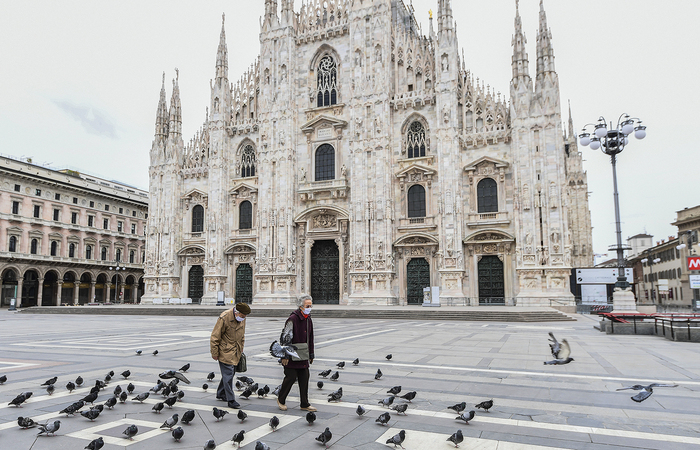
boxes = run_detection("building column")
[131,284,137,304]
[105,283,111,304]
[56,281,63,305]
[73,281,80,305]
[16,279,23,308]
[37,278,44,307]
[90,281,96,303]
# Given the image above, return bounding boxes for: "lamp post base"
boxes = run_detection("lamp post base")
[611,287,637,313]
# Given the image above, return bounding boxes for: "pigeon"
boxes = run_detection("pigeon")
[213,407,228,421]
[109,371,115,377]
[104,374,112,383]
[132,392,149,403]
[375,369,383,380]
[616,383,679,402]
[0,374,7,384]
[46,384,55,395]
[179,363,190,372]
[379,396,395,408]
[318,370,331,378]
[60,400,85,415]
[23,391,34,399]
[399,391,416,402]
[456,410,476,424]
[172,426,184,442]
[240,388,253,399]
[92,404,104,413]
[104,396,117,409]
[161,414,179,429]
[255,442,270,450]
[136,350,142,355]
[42,377,57,386]
[386,354,393,360]
[204,439,216,449]
[37,420,61,436]
[257,388,266,398]
[330,371,340,381]
[317,381,324,389]
[237,376,255,384]
[127,383,135,394]
[336,361,345,369]
[159,370,191,384]
[66,381,76,392]
[150,382,164,393]
[119,392,128,403]
[85,436,104,450]
[18,416,37,429]
[153,350,159,356]
[388,386,401,395]
[95,379,106,390]
[272,384,281,397]
[113,385,122,396]
[237,410,248,422]
[11,392,29,406]
[544,335,574,365]
[448,402,467,413]
[306,411,317,425]
[269,340,300,359]
[376,412,391,425]
[386,429,406,449]
[447,429,464,448]
[263,385,270,395]
[356,405,368,417]
[207,372,216,381]
[203,383,209,391]
[81,409,101,421]
[152,402,165,414]
[475,399,494,412]
[327,387,343,402]
[121,370,131,379]
[232,430,246,448]
[76,376,84,386]
[165,395,178,408]
[235,380,244,391]
[123,424,138,440]
[269,415,280,431]
[181,409,196,425]
[315,427,333,448]
[352,358,359,365]
[392,403,408,415]
[89,385,100,395]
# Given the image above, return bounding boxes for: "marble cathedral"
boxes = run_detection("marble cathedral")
[143,0,594,306]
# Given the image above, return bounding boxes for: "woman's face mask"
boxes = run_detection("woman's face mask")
[303,306,312,315]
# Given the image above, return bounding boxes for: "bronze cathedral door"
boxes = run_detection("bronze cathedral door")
[310,240,340,304]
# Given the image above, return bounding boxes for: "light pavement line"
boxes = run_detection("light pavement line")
[0,360,41,370]
[65,417,168,447]
[0,385,94,411]
[236,414,300,448]
[376,426,561,450]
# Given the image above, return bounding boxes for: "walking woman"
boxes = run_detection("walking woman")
[277,295,316,412]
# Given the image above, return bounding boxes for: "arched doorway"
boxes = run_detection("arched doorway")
[95,274,108,303]
[406,258,430,305]
[62,272,77,305]
[79,273,92,304]
[43,271,58,305]
[22,270,40,307]
[110,274,123,302]
[188,265,204,303]
[478,255,505,305]
[311,240,340,304]
[1,269,18,307]
[235,264,253,304]
[124,275,135,303]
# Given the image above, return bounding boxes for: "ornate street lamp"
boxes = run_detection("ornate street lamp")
[109,261,125,304]
[579,114,647,290]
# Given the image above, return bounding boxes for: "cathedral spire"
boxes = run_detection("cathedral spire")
[155,72,169,141]
[437,0,454,35]
[280,0,293,26]
[215,13,228,81]
[536,0,555,78]
[568,100,575,139]
[263,0,278,30]
[168,69,182,137]
[511,0,530,81]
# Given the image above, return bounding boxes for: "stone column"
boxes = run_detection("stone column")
[37,278,44,307]
[131,284,137,304]
[56,281,63,305]
[105,283,111,304]
[73,281,80,305]
[90,281,96,303]
[16,279,23,308]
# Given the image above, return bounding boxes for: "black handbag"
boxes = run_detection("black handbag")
[236,353,247,373]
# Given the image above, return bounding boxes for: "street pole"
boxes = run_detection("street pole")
[610,152,628,289]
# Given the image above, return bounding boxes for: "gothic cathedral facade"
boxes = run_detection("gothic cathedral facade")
[143,0,593,306]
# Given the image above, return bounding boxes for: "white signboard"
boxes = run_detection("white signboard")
[581,284,608,304]
[153,298,163,304]
[690,275,700,289]
[575,268,632,284]
[169,298,181,304]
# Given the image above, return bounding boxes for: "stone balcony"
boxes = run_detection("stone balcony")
[0,250,143,269]
[299,178,349,202]
[466,211,511,228]
[397,216,438,232]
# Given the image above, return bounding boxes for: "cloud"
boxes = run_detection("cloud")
[53,100,118,139]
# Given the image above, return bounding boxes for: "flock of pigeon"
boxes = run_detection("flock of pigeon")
[1,331,680,449]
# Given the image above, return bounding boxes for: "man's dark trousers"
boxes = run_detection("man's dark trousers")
[217,361,236,401]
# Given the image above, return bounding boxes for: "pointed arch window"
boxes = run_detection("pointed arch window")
[477,178,498,213]
[8,236,17,253]
[239,201,253,230]
[315,144,335,181]
[408,184,426,218]
[407,121,426,158]
[192,205,204,233]
[317,56,338,107]
[241,144,256,178]
[31,239,39,255]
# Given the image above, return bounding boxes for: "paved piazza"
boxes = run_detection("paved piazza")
[1,311,700,449]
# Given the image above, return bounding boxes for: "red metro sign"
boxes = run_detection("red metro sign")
[689,256,700,271]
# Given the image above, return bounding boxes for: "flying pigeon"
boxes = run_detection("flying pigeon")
[544,334,574,365]
[181,409,196,424]
[121,370,131,379]
[204,439,216,449]
[152,402,165,414]
[135,350,142,355]
[356,404,368,417]
[375,412,391,426]
[386,429,406,449]
[41,377,57,386]
[159,370,191,384]
[448,402,467,413]
[237,410,247,422]
[153,350,159,356]
[330,371,340,381]
[123,424,138,440]
[179,363,190,372]
[66,381,76,392]
[475,399,494,412]
[127,383,135,394]
[213,407,228,421]
[315,427,333,448]
[306,411,317,425]
[317,381,324,389]
[119,392,128,403]
[37,420,61,436]
[81,409,101,421]
[378,396,395,408]
[46,384,55,395]
[161,414,179,429]
[75,376,84,386]
[270,340,300,359]
[399,391,416,402]
[231,430,245,448]
[447,429,464,448]
[388,386,401,395]
[18,416,37,429]
[327,387,343,402]
[336,361,345,369]
[375,369,383,380]
[456,410,475,424]
[386,354,393,360]
[172,426,184,442]
[392,403,408,415]
[269,415,280,431]
[352,358,359,365]
[207,372,216,381]
[318,370,331,378]
[85,436,104,450]
[255,442,270,450]
[132,392,149,403]
[617,383,679,402]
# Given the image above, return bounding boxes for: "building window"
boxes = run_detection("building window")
[31,239,39,254]
[117,221,123,232]
[477,178,498,213]
[55,193,61,200]
[241,144,256,178]
[86,245,92,260]
[71,212,78,224]
[103,218,109,230]
[14,184,20,192]
[408,184,426,218]
[105,205,109,211]
[192,205,204,233]
[142,252,145,263]
[239,201,253,229]
[69,243,76,258]
[33,205,40,218]
[101,247,107,261]
[317,55,338,107]
[131,223,136,234]
[8,236,17,252]
[12,201,19,215]
[73,197,78,204]
[119,207,123,214]
[315,144,335,181]
[35,189,41,196]
[50,241,57,256]
[89,201,94,208]
[53,209,60,221]
[116,248,122,262]
[129,250,135,264]
[406,121,427,158]
[88,215,94,227]
[132,210,136,217]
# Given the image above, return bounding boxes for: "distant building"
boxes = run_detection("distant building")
[0,155,148,307]
[632,237,683,307]
[626,233,653,259]
[672,205,700,305]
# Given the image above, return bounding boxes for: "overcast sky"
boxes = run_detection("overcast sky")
[1,0,697,259]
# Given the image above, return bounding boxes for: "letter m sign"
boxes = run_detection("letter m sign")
[689,256,700,271]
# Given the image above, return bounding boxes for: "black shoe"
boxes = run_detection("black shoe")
[228,401,241,409]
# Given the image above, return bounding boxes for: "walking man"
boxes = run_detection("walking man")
[210,302,250,409]
[277,295,316,412]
